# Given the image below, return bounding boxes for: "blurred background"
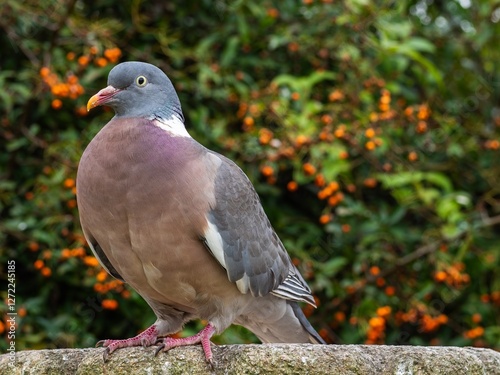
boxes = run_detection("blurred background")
[0,0,499,351]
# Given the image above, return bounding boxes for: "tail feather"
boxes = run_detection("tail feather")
[239,300,326,344]
[289,301,326,344]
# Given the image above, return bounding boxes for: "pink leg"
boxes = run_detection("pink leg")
[96,324,159,361]
[155,323,216,366]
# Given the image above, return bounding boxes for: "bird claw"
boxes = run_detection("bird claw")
[154,343,165,357]
[153,324,216,367]
[155,339,215,369]
[102,347,111,362]
[95,324,159,362]
[207,358,215,371]
[95,340,105,348]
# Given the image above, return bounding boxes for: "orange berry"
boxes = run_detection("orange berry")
[363,178,377,188]
[465,327,484,339]
[67,199,77,208]
[89,46,98,55]
[491,291,500,303]
[28,242,39,252]
[434,270,447,282]
[321,114,333,124]
[295,134,310,147]
[327,195,339,206]
[303,162,316,176]
[382,163,392,172]
[259,128,273,145]
[76,106,88,117]
[328,89,344,102]
[417,104,430,120]
[104,47,122,63]
[317,189,330,200]
[288,42,299,52]
[341,224,351,233]
[480,294,490,303]
[291,92,300,101]
[96,270,108,282]
[319,214,331,225]
[18,307,27,317]
[63,178,75,188]
[368,316,385,329]
[328,181,340,192]
[376,306,391,318]
[437,314,448,324]
[319,131,333,142]
[34,260,44,270]
[260,165,274,177]
[78,55,90,66]
[365,141,376,150]
[472,313,482,324]
[71,247,86,257]
[40,67,50,78]
[83,256,100,267]
[67,75,78,85]
[41,267,52,277]
[365,128,376,138]
[121,290,131,298]
[486,140,500,150]
[243,116,254,127]
[267,8,279,18]
[314,174,326,187]
[95,57,108,67]
[287,181,298,192]
[408,151,418,161]
[66,52,76,61]
[51,83,70,97]
[334,311,346,322]
[379,103,390,112]
[267,176,277,185]
[416,121,427,133]
[51,99,63,110]
[369,112,379,122]
[380,95,391,105]
[334,127,345,138]
[385,286,395,296]
[339,150,349,159]
[376,277,386,287]
[369,266,380,276]
[346,184,356,193]
[101,299,119,310]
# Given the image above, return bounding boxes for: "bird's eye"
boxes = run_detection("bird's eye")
[136,76,148,87]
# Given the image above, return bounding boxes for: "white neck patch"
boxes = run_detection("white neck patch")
[152,115,191,138]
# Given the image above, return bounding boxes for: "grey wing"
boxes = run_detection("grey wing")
[202,152,316,307]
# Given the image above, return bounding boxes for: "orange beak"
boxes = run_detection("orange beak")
[87,86,121,112]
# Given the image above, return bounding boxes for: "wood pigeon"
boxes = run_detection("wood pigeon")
[77,61,325,364]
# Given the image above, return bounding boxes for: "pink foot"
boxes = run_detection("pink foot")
[155,323,216,367]
[96,324,159,361]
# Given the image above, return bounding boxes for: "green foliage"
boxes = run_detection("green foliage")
[1,0,499,351]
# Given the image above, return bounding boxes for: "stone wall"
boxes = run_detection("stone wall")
[1,344,499,374]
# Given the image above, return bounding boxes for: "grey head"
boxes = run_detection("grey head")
[87,61,184,121]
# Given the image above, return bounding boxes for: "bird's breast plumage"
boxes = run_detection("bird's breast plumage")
[76,117,232,313]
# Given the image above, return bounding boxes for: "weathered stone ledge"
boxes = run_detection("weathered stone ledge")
[1,344,499,375]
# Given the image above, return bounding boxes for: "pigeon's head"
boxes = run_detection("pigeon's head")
[87,61,183,120]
